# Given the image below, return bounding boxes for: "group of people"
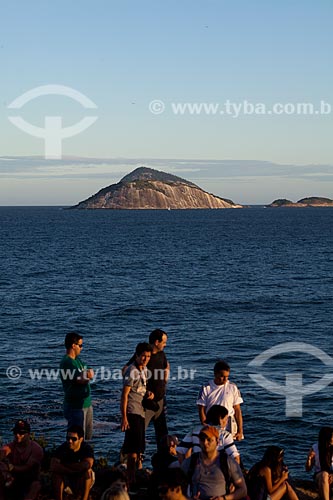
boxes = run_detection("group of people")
[0,420,95,500]
[1,329,332,500]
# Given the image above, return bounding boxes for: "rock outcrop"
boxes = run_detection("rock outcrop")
[71,167,242,209]
[268,197,333,207]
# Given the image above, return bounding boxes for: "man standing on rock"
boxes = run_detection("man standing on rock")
[60,332,94,440]
[121,342,154,488]
[197,360,244,441]
[122,328,170,448]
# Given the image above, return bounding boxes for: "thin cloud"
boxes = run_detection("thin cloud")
[0,157,332,186]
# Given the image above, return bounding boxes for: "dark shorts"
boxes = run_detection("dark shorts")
[122,414,145,454]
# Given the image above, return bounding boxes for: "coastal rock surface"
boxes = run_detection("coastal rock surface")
[71,167,242,209]
[268,197,333,207]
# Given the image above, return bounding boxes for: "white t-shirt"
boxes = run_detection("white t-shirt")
[177,425,239,459]
[197,380,243,417]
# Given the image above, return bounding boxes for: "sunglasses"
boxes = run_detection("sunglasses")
[76,344,83,348]
[66,435,78,442]
[14,430,28,435]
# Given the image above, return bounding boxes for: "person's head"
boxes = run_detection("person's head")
[108,469,128,492]
[12,419,31,444]
[149,329,168,352]
[318,426,333,447]
[159,434,179,456]
[97,467,128,495]
[66,424,84,452]
[262,446,284,469]
[199,425,219,456]
[158,468,189,500]
[135,342,152,367]
[65,331,83,355]
[213,360,230,386]
[206,405,229,428]
[100,485,130,500]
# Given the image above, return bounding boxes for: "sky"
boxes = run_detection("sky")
[0,0,332,205]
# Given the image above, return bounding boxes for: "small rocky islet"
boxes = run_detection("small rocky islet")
[268,197,333,208]
[71,167,242,209]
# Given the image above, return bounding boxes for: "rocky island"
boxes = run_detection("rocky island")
[268,197,333,208]
[71,167,242,209]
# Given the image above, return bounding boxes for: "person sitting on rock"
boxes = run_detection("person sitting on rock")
[50,424,94,500]
[151,434,180,473]
[0,419,43,500]
[306,426,333,500]
[177,405,240,463]
[247,445,299,500]
[181,425,247,500]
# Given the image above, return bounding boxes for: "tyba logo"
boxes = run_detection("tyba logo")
[248,342,333,417]
[7,84,98,159]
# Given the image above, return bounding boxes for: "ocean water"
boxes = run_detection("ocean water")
[0,206,332,478]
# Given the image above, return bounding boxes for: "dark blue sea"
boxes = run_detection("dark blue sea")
[0,206,332,478]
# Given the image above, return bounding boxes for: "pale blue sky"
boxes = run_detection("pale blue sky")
[0,0,332,204]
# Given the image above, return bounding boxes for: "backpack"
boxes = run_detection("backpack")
[187,450,231,494]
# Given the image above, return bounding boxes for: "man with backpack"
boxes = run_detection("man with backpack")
[181,425,247,500]
[122,328,170,449]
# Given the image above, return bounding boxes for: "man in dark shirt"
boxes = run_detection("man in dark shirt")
[0,419,43,500]
[122,329,170,448]
[50,425,94,500]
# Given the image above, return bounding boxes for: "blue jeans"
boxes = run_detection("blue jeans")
[64,404,93,440]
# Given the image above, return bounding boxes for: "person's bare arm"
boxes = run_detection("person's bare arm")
[121,386,131,431]
[306,448,315,471]
[0,446,11,460]
[50,457,74,475]
[76,368,94,384]
[51,456,93,475]
[197,404,206,424]
[165,361,170,382]
[67,456,93,473]
[233,404,243,440]
[224,475,247,500]
[261,466,288,494]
